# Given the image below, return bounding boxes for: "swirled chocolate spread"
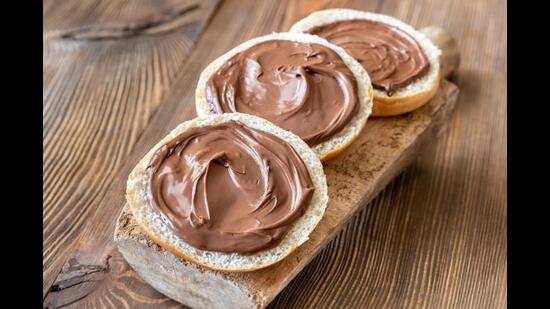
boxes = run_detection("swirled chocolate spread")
[146,121,315,254]
[205,40,359,146]
[308,20,430,96]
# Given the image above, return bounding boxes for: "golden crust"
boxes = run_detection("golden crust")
[371,76,440,117]
[318,109,368,161]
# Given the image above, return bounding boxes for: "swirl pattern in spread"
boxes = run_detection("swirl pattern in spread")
[146,121,315,254]
[205,40,359,146]
[308,20,430,96]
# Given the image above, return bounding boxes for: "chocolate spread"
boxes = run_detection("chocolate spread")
[146,121,315,254]
[308,19,430,96]
[205,40,359,146]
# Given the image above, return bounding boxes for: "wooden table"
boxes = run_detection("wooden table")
[43,0,507,308]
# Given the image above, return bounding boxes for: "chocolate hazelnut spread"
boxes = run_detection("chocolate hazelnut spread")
[205,40,359,146]
[146,121,315,254]
[308,20,430,96]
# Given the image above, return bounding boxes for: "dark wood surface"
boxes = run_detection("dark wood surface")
[43,0,507,308]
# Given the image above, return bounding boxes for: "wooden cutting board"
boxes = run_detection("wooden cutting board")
[112,27,460,308]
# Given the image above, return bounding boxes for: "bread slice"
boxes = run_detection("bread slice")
[126,113,329,272]
[290,9,442,117]
[195,32,373,162]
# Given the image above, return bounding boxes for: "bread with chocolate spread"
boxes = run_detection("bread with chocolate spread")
[195,32,373,161]
[290,9,441,116]
[126,113,328,272]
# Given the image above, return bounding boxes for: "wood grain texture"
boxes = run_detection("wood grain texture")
[271,1,507,308]
[43,0,221,297]
[43,0,506,308]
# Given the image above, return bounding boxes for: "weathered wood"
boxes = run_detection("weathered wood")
[115,79,459,308]
[43,0,221,297]
[43,0,506,308]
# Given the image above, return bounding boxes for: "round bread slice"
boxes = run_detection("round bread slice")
[195,32,373,162]
[126,113,328,272]
[290,9,442,117]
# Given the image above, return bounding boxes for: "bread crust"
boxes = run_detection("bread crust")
[373,77,440,116]
[126,113,329,272]
[290,9,442,117]
[195,32,373,162]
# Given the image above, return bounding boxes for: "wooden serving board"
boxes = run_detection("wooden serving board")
[112,27,460,308]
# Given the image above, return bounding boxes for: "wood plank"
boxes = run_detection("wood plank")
[43,0,224,293]
[43,0,221,297]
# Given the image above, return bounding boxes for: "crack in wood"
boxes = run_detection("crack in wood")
[50,255,111,291]
[43,255,113,308]
[59,4,200,41]
[44,294,90,309]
